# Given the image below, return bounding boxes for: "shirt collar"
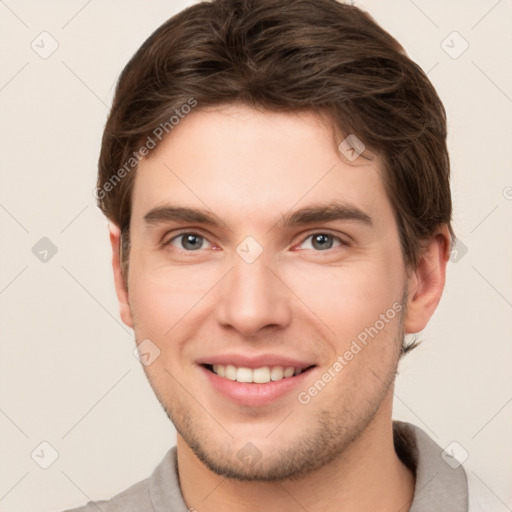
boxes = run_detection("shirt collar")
[393,420,468,512]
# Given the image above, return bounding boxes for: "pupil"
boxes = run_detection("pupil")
[313,234,332,250]
[183,234,201,250]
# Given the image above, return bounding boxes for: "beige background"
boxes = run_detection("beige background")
[0,1,511,511]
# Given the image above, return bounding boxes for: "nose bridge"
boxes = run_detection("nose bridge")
[215,248,291,335]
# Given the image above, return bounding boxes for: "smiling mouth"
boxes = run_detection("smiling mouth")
[203,364,315,384]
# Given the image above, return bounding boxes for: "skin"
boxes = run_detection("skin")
[110,104,450,512]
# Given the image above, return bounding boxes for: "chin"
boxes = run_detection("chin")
[173,406,371,482]
[185,439,334,482]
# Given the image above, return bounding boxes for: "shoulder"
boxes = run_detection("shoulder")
[58,447,184,512]
[393,421,508,512]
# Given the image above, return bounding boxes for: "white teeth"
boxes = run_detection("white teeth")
[225,364,237,381]
[210,363,305,383]
[270,366,284,381]
[236,367,253,383]
[253,366,271,383]
[283,367,295,378]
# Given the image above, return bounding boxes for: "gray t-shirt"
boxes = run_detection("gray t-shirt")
[62,421,469,512]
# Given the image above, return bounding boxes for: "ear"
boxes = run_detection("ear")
[109,223,134,329]
[403,225,451,334]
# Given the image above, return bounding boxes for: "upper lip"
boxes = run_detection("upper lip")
[197,354,315,369]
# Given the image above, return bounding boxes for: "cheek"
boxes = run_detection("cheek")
[282,256,405,343]
[128,250,221,332]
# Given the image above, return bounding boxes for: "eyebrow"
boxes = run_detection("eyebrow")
[278,202,372,228]
[143,202,373,230]
[144,206,224,227]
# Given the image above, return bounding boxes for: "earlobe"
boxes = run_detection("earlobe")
[109,223,134,329]
[403,226,451,334]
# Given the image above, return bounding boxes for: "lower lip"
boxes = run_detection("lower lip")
[200,366,314,407]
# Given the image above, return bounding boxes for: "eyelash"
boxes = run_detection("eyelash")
[162,230,349,252]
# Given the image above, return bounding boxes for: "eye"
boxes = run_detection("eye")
[298,233,344,251]
[166,232,212,251]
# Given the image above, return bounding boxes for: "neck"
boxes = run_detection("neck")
[177,398,415,512]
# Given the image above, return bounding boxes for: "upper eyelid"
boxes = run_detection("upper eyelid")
[162,227,211,241]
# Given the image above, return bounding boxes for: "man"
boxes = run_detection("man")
[68,0,491,510]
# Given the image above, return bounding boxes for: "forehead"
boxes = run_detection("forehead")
[131,105,393,231]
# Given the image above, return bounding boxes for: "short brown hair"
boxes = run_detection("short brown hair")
[96,0,453,355]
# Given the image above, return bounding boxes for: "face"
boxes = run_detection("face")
[115,105,424,480]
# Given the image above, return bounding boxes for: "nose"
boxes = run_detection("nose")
[215,253,292,337]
